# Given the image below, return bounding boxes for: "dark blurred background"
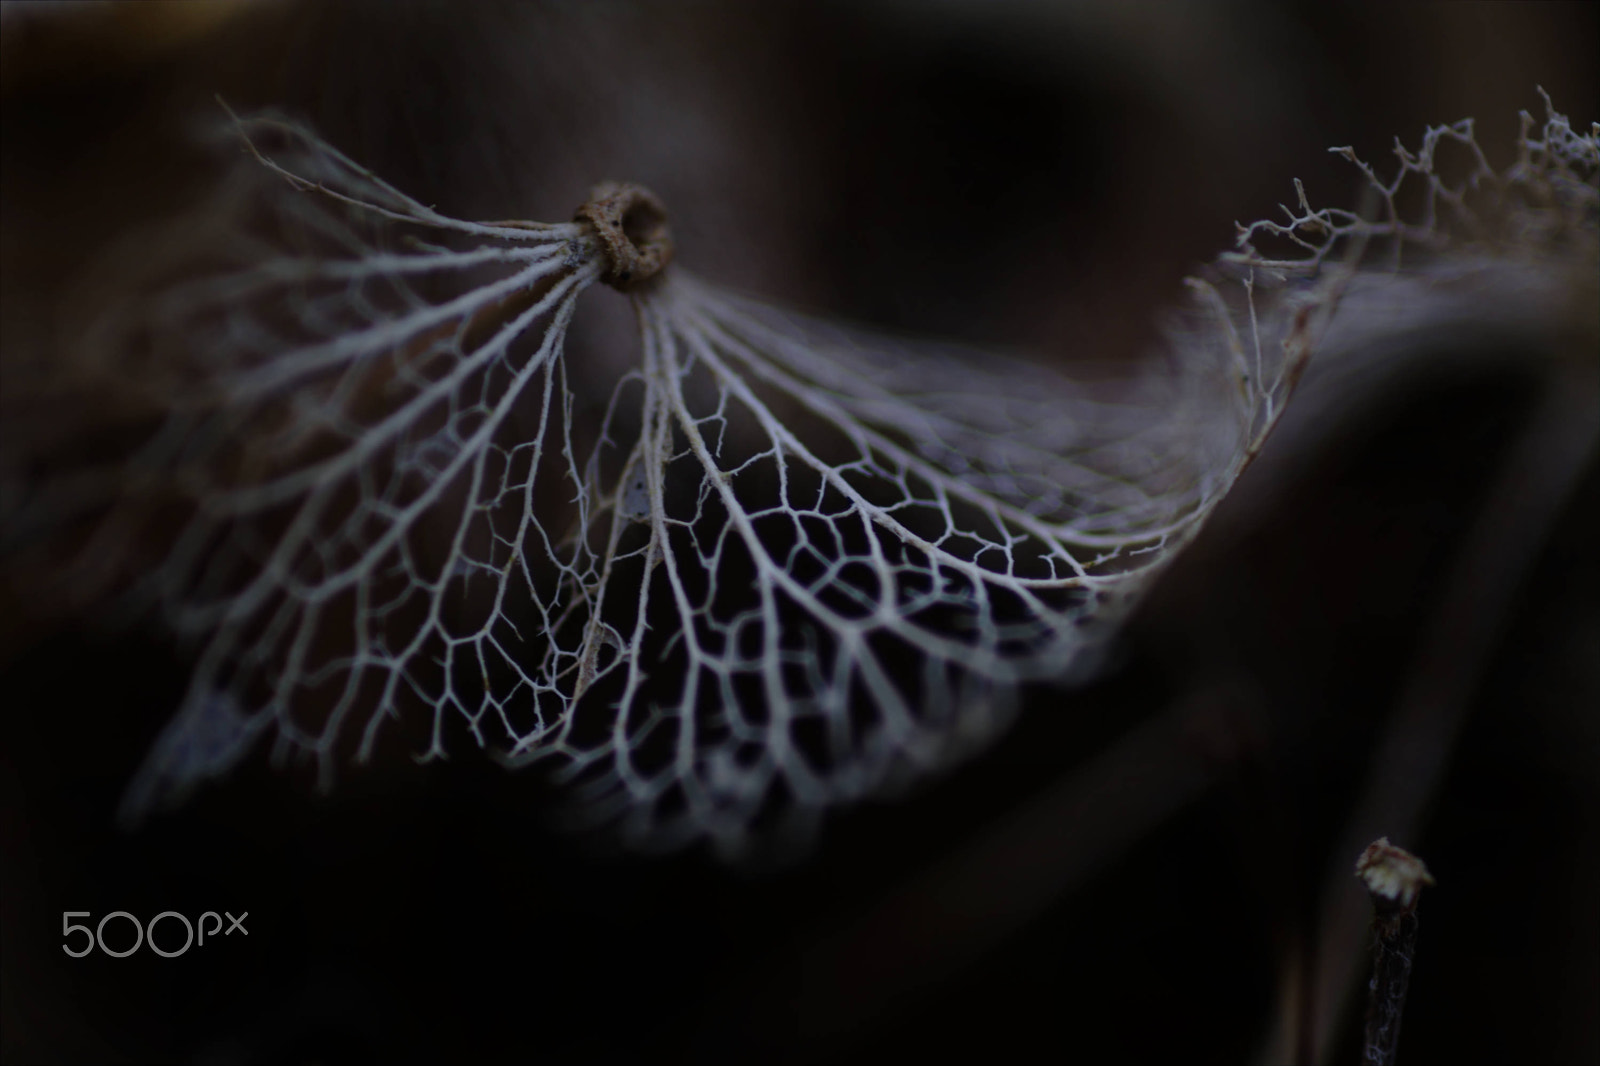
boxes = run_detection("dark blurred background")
[2,2,1595,1062]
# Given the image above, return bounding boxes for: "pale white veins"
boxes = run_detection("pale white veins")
[33,101,1586,856]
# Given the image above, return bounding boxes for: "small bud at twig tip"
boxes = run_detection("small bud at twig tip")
[1355,836,1435,917]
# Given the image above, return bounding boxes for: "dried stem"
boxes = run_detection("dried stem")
[573,181,673,290]
[1290,363,1600,1065]
[1355,839,1434,1066]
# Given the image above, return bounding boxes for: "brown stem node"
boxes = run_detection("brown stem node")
[573,181,673,291]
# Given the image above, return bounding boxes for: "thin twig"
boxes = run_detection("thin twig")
[1286,361,1600,1064]
[1355,838,1434,1066]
